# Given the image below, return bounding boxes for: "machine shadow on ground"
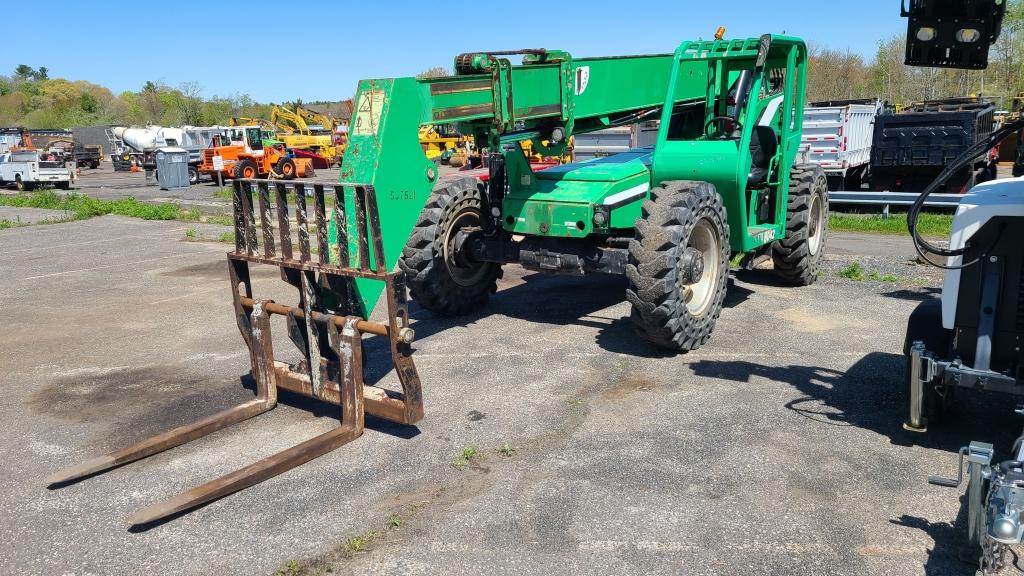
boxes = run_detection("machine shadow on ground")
[359,270,762,375]
[688,352,1020,454]
[688,352,1022,576]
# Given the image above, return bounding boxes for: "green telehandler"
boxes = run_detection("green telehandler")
[353,34,827,350]
[47,33,828,524]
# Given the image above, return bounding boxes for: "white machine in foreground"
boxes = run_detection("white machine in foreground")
[905,172,1024,573]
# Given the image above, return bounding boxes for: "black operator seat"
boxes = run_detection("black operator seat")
[747,124,777,187]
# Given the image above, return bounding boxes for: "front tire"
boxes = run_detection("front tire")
[398,177,502,316]
[188,165,199,185]
[626,181,730,351]
[235,159,258,180]
[773,164,828,285]
[276,158,297,180]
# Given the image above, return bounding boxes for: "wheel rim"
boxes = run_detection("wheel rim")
[243,166,255,178]
[283,163,293,176]
[808,191,824,256]
[441,208,488,287]
[682,218,720,317]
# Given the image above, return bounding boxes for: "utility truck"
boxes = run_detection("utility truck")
[48,33,830,524]
[0,150,71,191]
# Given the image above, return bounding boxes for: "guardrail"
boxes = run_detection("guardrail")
[828,190,963,210]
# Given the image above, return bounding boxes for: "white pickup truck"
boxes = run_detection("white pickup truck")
[0,150,72,191]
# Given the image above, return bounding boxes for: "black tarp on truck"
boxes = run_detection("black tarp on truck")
[870,99,996,192]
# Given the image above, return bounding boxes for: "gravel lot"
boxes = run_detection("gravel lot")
[0,208,1018,575]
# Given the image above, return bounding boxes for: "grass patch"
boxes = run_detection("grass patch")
[345,531,382,553]
[452,446,479,471]
[839,261,865,281]
[183,228,197,240]
[204,214,235,226]
[497,441,515,457]
[829,212,952,237]
[0,219,23,230]
[217,231,235,243]
[868,271,899,282]
[275,560,301,576]
[0,190,187,221]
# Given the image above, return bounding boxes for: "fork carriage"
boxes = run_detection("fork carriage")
[46,179,424,525]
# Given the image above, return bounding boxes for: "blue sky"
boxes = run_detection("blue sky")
[1,1,906,102]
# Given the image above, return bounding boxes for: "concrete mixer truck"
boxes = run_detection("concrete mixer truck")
[109,126,226,184]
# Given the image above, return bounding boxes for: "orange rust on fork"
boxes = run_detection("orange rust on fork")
[46,179,424,525]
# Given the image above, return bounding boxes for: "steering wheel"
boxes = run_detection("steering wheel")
[704,116,741,138]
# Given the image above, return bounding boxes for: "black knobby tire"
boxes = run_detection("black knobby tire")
[188,165,199,185]
[15,175,25,191]
[773,164,828,285]
[398,177,502,316]
[56,181,70,190]
[626,180,730,351]
[235,159,258,179]
[276,158,297,180]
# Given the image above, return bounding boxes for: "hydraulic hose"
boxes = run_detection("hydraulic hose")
[908,118,1024,269]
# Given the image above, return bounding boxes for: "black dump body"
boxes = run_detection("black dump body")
[72,144,103,167]
[870,99,995,192]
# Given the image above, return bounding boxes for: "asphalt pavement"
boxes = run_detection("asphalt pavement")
[0,215,1018,575]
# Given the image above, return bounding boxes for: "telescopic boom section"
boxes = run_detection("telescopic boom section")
[338,49,708,316]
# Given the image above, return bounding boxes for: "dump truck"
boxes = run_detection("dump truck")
[799,99,881,190]
[49,33,827,524]
[870,98,997,192]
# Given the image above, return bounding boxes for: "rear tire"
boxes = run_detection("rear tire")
[276,158,297,180]
[773,164,828,285]
[15,176,24,191]
[626,180,730,351]
[235,159,258,180]
[398,177,502,316]
[188,165,199,185]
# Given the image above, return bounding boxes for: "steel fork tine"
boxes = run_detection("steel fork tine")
[127,317,366,525]
[46,301,280,487]
[45,400,272,486]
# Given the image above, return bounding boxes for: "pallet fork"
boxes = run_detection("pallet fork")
[46,180,424,525]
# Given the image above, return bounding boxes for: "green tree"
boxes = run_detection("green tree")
[79,92,98,113]
[416,67,449,79]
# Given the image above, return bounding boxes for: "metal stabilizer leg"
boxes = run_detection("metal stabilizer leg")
[127,317,365,525]
[904,341,933,432]
[45,301,280,487]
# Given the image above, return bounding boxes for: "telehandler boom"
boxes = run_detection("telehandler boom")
[47,33,827,524]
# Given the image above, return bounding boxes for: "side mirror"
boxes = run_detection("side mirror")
[755,34,771,70]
